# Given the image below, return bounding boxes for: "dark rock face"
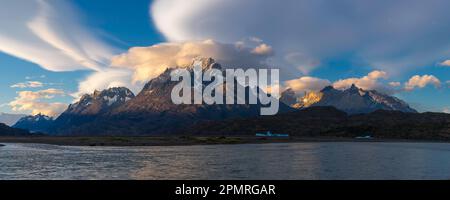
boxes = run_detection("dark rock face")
[281,84,417,114]
[0,123,30,136]
[12,114,54,133]
[279,88,297,107]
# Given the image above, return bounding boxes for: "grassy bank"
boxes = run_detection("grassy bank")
[0,136,288,146]
[0,135,449,147]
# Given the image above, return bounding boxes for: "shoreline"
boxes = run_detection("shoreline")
[0,136,449,147]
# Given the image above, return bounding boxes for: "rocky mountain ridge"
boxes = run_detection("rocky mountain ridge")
[12,114,54,133]
[281,84,417,114]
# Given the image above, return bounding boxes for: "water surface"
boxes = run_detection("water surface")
[1,142,450,180]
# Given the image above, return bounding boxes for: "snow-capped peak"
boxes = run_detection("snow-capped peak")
[187,57,221,71]
[281,85,417,114]
[15,113,53,124]
[64,87,135,116]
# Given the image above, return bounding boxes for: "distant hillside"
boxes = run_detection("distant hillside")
[187,107,450,140]
[13,114,54,133]
[0,123,30,136]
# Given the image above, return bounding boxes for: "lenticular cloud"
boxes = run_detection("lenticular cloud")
[151,0,450,75]
[0,0,116,72]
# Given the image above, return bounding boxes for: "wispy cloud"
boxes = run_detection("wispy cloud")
[152,0,450,76]
[0,0,128,99]
[389,82,401,87]
[0,0,117,72]
[25,75,46,80]
[10,81,44,88]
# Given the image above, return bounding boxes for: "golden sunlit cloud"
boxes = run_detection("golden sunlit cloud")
[285,77,331,95]
[404,75,441,91]
[333,71,388,91]
[111,40,274,83]
[9,88,67,117]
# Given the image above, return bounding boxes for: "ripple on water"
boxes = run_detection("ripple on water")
[1,142,450,180]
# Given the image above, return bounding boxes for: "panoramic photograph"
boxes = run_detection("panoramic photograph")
[1,0,450,194]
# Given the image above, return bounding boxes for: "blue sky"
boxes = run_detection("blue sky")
[0,0,449,116]
[0,0,162,115]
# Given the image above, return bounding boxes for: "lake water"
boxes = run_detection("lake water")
[1,142,450,180]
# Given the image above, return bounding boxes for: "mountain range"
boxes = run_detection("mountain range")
[13,58,292,135]
[8,58,448,138]
[51,87,136,134]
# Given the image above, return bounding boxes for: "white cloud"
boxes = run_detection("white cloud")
[389,82,401,87]
[367,71,388,80]
[9,88,67,117]
[111,40,273,83]
[333,70,390,92]
[404,75,441,91]
[249,37,263,43]
[440,60,450,66]
[10,81,44,88]
[0,0,116,72]
[283,71,444,100]
[284,76,331,95]
[283,70,391,95]
[25,75,46,80]
[251,44,274,56]
[0,0,125,99]
[151,0,450,76]
[73,68,136,99]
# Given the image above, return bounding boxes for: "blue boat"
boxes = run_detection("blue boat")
[256,131,289,137]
